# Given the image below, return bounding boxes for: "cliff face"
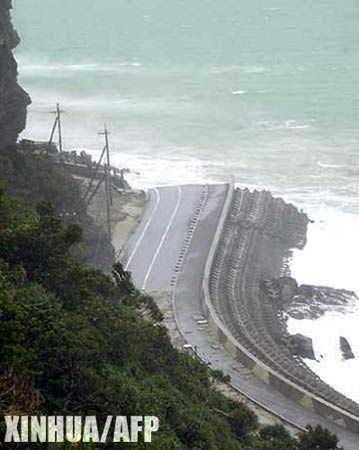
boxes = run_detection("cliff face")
[0,0,30,150]
[0,2,114,272]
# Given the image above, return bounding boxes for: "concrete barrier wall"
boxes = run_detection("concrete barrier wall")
[202,182,359,433]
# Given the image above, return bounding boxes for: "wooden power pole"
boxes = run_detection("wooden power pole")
[99,125,113,240]
[99,125,113,206]
[56,103,64,154]
[49,103,64,155]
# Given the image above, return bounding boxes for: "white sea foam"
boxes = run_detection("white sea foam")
[317,161,342,169]
[257,120,313,131]
[242,66,268,74]
[284,120,315,130]
[209,65,270,75]
[289,207,359,402]
[17,59,143,75]
[232,90,247,95]
[98,152,212,189]
[288,309,359,403]
[291,208,359,292]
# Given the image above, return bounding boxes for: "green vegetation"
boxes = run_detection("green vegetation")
[0,147,114,271]
[0,183,343,449]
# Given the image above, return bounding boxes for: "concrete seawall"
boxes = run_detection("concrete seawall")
[201,183,359,433]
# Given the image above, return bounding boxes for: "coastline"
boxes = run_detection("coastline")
[4,0,359,447]
[289,212,359,404]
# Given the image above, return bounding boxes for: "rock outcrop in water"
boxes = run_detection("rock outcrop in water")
[289,333,316,360]
[260,276,298,304]
[262,275,358,321]
[285,284,357,320]
[340,336,355,360]
[0,0,31,150]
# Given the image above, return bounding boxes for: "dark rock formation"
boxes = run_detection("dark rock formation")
[286,285,356,320]
[289,333,316,360]
[260,276,298,305]
[261,274,357,321]
[0,0,31,151]
[340,337,355,360]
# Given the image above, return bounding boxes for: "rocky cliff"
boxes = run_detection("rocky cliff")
[0,2,115,272]
[0,0,30,150]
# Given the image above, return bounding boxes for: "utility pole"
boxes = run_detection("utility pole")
[99,125,113,241]
[104,164,112,241]
[99,125,113,205]
[49,103,64,156]
[57,103,64,154]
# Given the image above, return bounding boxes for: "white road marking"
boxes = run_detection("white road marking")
[142,185,182,290]
[125,188,160,271]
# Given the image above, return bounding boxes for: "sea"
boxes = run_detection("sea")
[13,0,359,401]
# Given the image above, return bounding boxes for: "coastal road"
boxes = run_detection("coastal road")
[121,184,209,291]
[120,183,358,449]
[172,187,359,450]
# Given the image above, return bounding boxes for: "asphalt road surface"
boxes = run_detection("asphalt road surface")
[122,183,358,449]
[121,184,206,290]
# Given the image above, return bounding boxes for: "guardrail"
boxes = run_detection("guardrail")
[201,183,359,434]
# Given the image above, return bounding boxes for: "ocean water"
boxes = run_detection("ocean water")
[13,1,359,198]
[12,1,359,398]
[288,307,359,404]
